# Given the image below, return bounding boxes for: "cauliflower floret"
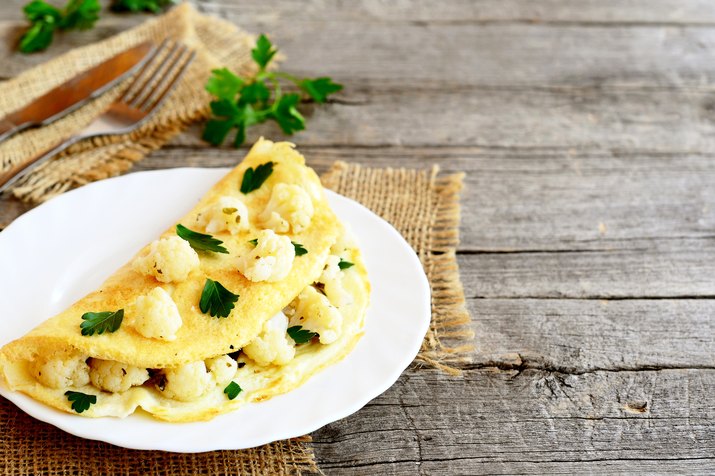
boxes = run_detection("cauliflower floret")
[132,236,200,283]
[316,255,352,308]
[259,183,314,233]
[243,312,296,366]
[32,354,90,389]
[289,286,343,344]
[236,229,295,282]
[206,355,238,385]
[88,358,149,393]
[162,361,212,402]
[131,287,183,341]
[195,196,250,235]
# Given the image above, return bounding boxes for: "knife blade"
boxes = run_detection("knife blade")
[0,41,155,144]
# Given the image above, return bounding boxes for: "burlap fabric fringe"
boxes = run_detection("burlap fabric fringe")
[0,3,257,204]
[322,162,474,375]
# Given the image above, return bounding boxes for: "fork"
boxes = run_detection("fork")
[0,40,196,195]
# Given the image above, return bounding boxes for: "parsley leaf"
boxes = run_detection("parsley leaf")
[287,325,318,345]
[240,162,274,194]
[111,0,177,13]
[176,224,228,254]
[338,258,354,270]
[205,67,244,101]
[251,34,277,69]
[200,279,239,318]
[61,0,100,30]
[300,77,343,104]
[65,391,97,413]
[202,34,342,147]
[80,309,124,336]
[248,238,258,246]
[19,0,99,53]
[224,381,242,400]
[292,242,308,256]
[270,93,305,135]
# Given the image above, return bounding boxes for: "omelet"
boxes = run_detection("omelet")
[0,139,370,421]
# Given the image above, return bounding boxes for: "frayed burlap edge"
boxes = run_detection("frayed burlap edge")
[321,162,474,376]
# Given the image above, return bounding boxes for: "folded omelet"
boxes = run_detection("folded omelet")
[0,139,370,421]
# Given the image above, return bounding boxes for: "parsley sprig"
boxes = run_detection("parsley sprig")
[240,162,274,194]
[176,224,229,254]
[200,278,239,318]
[19,0,100,53]
[111,0,176,13]
[202,34,343,147]
[287,325,317,345]
[80,309,124,336]
[224,381,242,400]
[65,391,96,413]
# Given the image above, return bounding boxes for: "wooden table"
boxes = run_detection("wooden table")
[2,1,715,473]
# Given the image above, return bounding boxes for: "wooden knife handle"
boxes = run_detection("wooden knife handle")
[0,118,19,142]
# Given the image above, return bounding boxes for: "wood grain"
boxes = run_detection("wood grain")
[1,0,714,473]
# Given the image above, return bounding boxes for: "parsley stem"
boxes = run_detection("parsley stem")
[273,71,302,85]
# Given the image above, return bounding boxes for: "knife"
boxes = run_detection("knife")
[0,41,155,144]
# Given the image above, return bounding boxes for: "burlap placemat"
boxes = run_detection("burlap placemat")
[0,2,257,203]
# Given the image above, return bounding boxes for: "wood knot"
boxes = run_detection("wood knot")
[624,401,648,413]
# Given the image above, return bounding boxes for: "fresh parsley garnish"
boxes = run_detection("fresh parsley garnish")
[248,238,258,246]
[240,162,274,194]
[287,325,318,345]
[292,242,308,256]
[223,381,242,400]
[200,279,239,318]
[19,0,100,53]
[338,258,354,270]
[110,0,176,13]
[202,34,343,147]
[64,391,96,413]
[176,224,228,254]
[80,309,123,336]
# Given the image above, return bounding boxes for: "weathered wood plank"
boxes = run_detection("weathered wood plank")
[312,368,715,474]
[468,298,715,371]
[4,3,715,87]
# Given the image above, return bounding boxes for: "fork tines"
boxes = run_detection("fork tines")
[119,40,196,113]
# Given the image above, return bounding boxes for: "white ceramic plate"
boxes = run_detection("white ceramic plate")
[0,168,430,452]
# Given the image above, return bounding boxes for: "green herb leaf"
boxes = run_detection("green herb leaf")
[176,224,228,254]
[287,325,318,345]
[299,77,343,103]
[223,381,242,400]
[292,242,308,256]
[270,93,305,135]
[248,238,258,246]
[240,161,274,194]
[19,0,99,53]
[338,258,354,270]
[80,309,124,336]
[65,391,97,413]
[200,279,239,318]
[61,0,100,30]
[251,34,277,69]
[240,81,271,105]
[111,0,177,13]
[19,18,56,53]
[205,67,244,101]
